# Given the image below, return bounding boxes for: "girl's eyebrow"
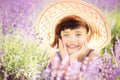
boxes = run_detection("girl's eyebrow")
[62,30,70,33]
[62,32,69,35]
[62,30,82,33]
[75,31,82,33]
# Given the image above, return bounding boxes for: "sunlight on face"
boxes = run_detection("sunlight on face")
[61,26,90,55]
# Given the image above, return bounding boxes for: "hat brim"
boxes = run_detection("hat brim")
[37,0,111,51]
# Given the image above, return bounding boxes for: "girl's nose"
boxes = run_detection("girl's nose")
[69,35,76,42]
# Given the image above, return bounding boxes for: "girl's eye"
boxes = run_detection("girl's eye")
[63,34,69,37]
[76,33,81,36]
[62,33,69,37]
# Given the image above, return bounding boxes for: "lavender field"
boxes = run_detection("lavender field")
[0,0,120,80]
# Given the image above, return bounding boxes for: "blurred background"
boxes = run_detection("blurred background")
[0,0,120,79]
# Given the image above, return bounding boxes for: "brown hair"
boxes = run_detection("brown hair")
[51,15,90,48]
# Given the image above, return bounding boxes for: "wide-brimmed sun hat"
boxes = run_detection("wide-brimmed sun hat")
[37,0,111,51]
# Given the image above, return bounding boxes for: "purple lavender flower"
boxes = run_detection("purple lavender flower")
[0,0,42,35]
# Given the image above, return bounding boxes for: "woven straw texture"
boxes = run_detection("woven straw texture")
[37,0,111,51]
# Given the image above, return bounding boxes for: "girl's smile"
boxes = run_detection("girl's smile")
[66,44,80,55]
[66,44,79,48]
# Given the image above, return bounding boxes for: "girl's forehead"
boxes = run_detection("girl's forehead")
[62,26,87,32]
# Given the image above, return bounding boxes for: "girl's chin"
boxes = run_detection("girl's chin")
[66,47,81,55]
[67,50,78,55]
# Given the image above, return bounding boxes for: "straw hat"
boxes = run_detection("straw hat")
[37,0,111,51]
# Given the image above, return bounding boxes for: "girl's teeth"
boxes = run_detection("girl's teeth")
[68,45,77,48]
[70,46,75,47]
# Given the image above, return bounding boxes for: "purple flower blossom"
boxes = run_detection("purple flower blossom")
[0,0,42,35]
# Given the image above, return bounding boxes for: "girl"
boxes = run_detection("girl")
[50,15,97,65]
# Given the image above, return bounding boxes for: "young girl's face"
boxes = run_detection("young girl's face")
[61,26,90,55]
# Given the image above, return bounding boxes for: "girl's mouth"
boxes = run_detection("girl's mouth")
[66,44,79,49]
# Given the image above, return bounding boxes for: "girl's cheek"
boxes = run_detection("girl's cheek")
[61,38,67,43]
[61,39,66,45]
[78,37,85,42]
